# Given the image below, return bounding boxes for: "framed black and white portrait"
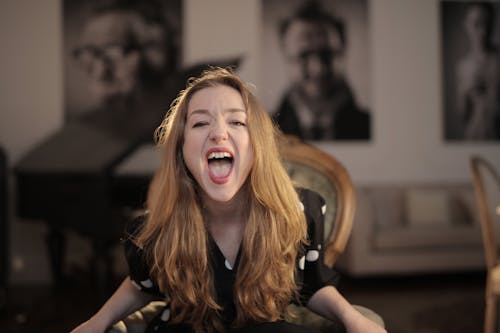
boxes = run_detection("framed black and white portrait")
[260,0,371,141]
[441,1,500,141]
[63,0,182,139]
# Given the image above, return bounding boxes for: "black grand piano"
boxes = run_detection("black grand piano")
[15,120,156,296]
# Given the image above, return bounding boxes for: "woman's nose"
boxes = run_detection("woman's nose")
[209,122,228,142]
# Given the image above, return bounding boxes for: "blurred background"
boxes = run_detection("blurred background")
[1,0,499,332]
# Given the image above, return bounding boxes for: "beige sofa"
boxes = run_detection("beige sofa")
[337,184,485,276]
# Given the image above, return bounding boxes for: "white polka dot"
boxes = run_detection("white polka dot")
[321,204,327,215]
[306,250,320,262]
[317,244,322,250]
[224,259,233,270]
[161,308,171,322]
[299,202,304,211]
[131,280,142,290]
[140,279,153,288]
[298,256,305,270]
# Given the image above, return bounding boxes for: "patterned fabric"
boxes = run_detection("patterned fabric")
[122,189,339,332]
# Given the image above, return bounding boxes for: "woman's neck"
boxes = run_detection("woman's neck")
[202,189,248,266]
[469,39,488,57]
[202,189,247,227]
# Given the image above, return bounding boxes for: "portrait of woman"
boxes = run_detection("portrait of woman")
[442,1,500,141]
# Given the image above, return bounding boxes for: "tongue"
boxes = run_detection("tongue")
[208,160,232,178]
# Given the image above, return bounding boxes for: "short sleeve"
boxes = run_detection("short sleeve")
[296,189,341,304]
[122,215,162,296]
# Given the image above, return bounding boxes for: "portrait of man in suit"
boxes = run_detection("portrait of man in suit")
[261,0,371,141]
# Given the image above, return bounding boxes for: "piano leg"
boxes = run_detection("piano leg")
[91,239,114,302]
[44,225,116,305]
[46,226,66,287]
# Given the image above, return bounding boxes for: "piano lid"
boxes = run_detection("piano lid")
[15,121,139,175]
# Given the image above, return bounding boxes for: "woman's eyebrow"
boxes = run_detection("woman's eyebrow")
[187,108,246,118]
[187,109,210,118]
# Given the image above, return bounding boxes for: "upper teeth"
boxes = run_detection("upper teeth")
[208,152,232,159]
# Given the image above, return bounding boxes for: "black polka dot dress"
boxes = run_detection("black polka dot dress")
[123,189,340,333]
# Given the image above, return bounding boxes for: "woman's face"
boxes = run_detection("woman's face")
[465,5,490,45]
[183,85,254,203]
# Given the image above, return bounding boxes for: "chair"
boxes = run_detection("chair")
[470,156,500,333]
[108,134,384,332]
[278,134,354,267]
[0,146,7,311]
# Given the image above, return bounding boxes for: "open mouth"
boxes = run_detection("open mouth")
[207,150,234,183]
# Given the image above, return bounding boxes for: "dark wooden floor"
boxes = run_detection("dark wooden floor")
[0,270,486,333]
[0,269,116,333]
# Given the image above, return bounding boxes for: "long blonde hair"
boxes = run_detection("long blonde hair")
[136,68,307,332]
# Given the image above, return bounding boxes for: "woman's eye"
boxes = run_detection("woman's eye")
[230,120,246,127]
[192,121,208,128]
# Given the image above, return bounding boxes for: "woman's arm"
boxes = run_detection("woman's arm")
[70,277,156,333]
[307,285,386,333]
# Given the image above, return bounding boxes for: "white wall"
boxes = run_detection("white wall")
[183,0,261,87]
[0,0,63,165]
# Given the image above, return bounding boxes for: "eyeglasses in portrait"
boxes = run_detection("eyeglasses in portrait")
[63,0,182,143]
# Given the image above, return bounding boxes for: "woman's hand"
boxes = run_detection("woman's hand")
[342,308,387,333]
[69,277,153,333]
[307,286,387,333]
[70,317,106,333]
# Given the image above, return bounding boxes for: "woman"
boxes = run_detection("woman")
[456,2,500,140]
[71,68,385,333]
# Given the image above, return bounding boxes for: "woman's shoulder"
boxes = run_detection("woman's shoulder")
[296,188,326,227]
[296,188,325,211]
[123,211,149,241]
